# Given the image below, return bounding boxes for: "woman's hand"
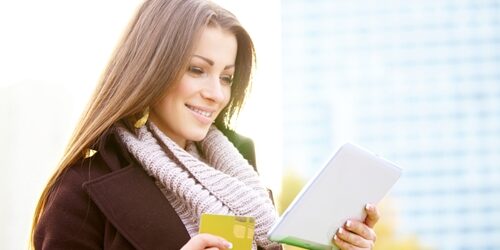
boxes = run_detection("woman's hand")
[180,233,233,250]
[332,204,380,250]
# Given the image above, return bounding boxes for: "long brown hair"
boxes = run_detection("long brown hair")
[30,0,255,247]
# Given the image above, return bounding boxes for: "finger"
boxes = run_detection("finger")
[181,233,232,250]
[332,233,353,250]
[345,220,377,242]
[364,203,380,228]
[198,234,233,249]
[335,227,374,249]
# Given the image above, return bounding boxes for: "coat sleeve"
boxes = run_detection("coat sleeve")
[34,166,104,250]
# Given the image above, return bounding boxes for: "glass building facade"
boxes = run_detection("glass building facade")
[282,1,500,249]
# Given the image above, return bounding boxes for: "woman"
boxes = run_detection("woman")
[31,0,379,249]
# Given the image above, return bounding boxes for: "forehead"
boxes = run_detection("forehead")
[191,26,237,66]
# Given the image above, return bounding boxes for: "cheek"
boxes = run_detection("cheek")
[222,88,232,106]
[176,77,198,95]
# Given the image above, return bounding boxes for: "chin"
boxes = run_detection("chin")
[188,127,211,142]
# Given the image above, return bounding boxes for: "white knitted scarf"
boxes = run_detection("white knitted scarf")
[116,122,280,249]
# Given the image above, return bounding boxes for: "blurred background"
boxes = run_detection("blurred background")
[1,0,499,249]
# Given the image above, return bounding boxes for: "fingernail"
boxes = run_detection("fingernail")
[338,228,344,234]
[346,220,352,228]
[366,204,374,210]
[225,241,233,249]
[334,234,339,241]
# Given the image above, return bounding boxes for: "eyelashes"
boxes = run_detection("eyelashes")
[187,65,234,86]
[220,75,233,86]
[188,66,205,75]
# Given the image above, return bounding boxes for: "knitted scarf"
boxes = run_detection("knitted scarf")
[116,122,280,249]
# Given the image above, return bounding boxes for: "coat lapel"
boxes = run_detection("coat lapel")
[83,165,190,249]
[82,127,191,249]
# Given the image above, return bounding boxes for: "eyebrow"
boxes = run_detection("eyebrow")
[192,55,235,70]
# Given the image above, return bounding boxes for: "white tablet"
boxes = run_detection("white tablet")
[267,143,402,250]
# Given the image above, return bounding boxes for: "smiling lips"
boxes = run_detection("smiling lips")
[186,104,214,120]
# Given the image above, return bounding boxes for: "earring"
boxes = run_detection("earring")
[134,107,150,128]
[83,148,97,159]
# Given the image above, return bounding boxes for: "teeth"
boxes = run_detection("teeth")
[188,105,212,118]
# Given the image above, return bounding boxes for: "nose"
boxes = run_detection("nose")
[201,76,226,103]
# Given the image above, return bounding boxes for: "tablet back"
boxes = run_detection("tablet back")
[267,143,402,250]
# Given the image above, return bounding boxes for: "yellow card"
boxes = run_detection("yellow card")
[199,213,255,250]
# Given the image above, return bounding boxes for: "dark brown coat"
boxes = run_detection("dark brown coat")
[34,127,267,250]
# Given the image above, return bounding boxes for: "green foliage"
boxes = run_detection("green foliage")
[277,168,306,215]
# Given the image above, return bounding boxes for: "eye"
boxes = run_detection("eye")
[220,74,233,86]
[187,66,205,76]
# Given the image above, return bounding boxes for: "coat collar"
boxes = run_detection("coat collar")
[82,128,190,249]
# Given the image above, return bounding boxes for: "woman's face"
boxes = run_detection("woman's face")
[150,26,237,148]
